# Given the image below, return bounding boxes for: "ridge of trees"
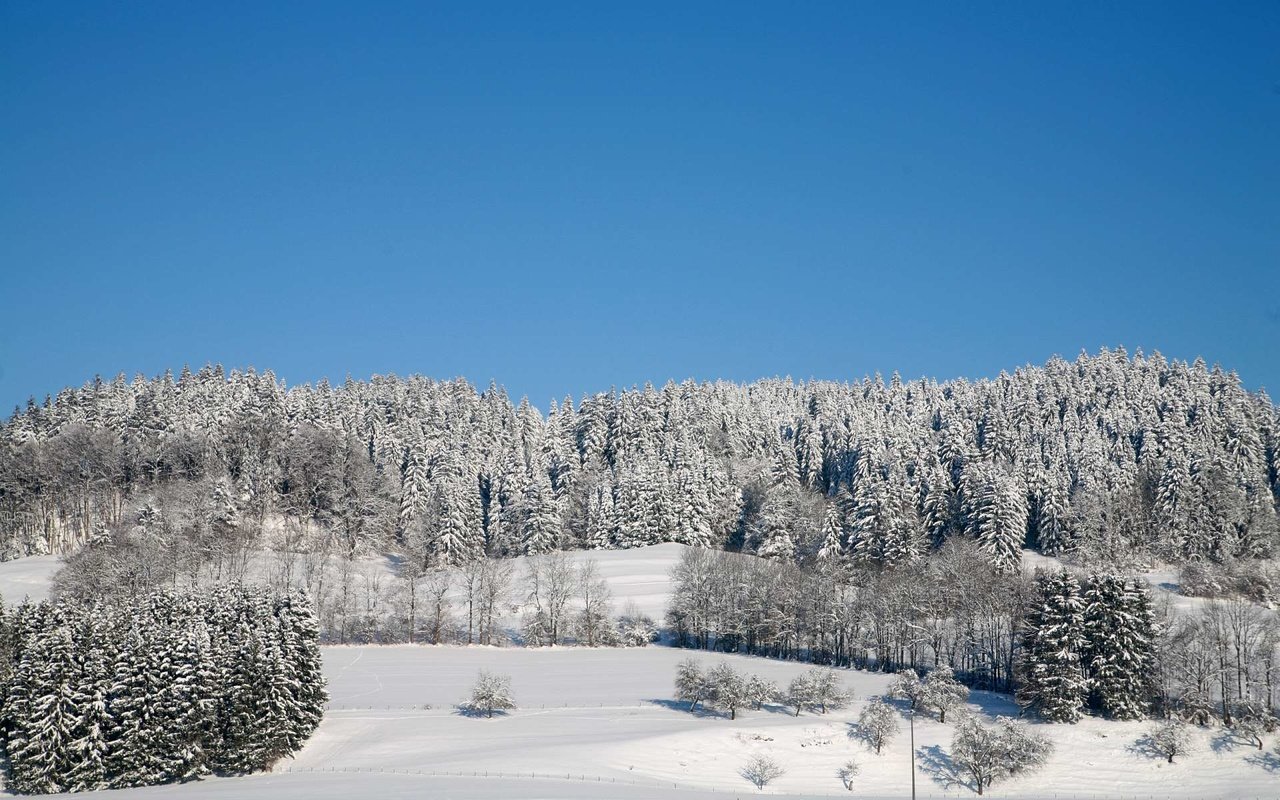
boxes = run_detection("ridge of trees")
[1,348,1274,576]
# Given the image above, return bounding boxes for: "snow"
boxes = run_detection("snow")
[44,643,1277,799]
[165,541,685,639]
[0,554,61,603]
[1020,548,1242,619]
[266,646,1280,799]
[13,546,1279,798]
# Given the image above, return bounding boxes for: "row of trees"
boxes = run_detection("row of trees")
[666,545,1280,727]
[55,526,660,647]
[1,350,1276,577]
[0,586,326,794]
[666,542,1028,691]
[674,660,851,719]
[1017,570,1157,721]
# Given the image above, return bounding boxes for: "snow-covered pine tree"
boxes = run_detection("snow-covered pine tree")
[5,620,79,794]
[1018,569,1089,722]
[424,478,483,565]
[1083,575,1156,720]
[583,483,617,550]
[274,590,328,749]
[105,621,168,788]
[396,450,427,537]
[519,473,562,555]
[64,607,113,792]
[967,466,1028,573]
[672,461,715,548]
[1032,472,1073,556]
[816,501,845,562]
[920,471,956,546]
[849,460,891,566]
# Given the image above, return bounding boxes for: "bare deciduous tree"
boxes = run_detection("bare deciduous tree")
[740,754,785,790]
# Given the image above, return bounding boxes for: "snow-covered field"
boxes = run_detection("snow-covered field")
[37,643,1279,799]
[5,548,1277,799]
[0,554,61,603]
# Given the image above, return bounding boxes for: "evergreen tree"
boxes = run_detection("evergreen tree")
[1018,569,1089,722]
[1083,575,1156,720]
[968,468,1028,573]
[6,624,79,794]
[519,475,562,555]
[64,609,112,792]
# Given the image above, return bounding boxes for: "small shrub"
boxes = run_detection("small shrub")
[462,670,516,718]
[740,754,785,789]
[837,758,860,790]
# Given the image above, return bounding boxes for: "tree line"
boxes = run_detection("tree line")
[666,542,1028,691]
[0,586,326,794]
[666,545,1280,729]
[0,349,1274,580]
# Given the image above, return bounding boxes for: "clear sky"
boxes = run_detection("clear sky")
[2,2,1277,412]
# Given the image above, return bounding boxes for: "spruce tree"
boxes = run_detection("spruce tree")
[1083,575,1156,720]
[1018,569,1089,722]
[64,609,113,792]
[7,625,79,794]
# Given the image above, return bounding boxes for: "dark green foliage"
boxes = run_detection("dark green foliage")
[1083,575,1156,720]
[1018,570,1089,722]
[0,586,326,795]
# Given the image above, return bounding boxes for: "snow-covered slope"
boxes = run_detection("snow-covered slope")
[20,543,1276,799]
[0,554,61,603]
[310,645,1275,799]
[47,643,1278,799]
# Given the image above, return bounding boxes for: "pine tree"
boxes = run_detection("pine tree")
[6,622,80,794]
[275,590,328,748]
[968,468,1027,573]
[520,475,562,555]
[816,501,845,562]
[1018,569,1089,722]
[64,608,113,792]
[1083,575,1156,720]
[1033,474,1073,556]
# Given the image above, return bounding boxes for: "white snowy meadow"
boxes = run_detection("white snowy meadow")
[2,545,1278,799]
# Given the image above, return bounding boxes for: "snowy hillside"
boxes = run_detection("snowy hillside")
[9,546,1273,799]
[314,646,1275,798]
[0,555,60,603]
[33,643,1279,800]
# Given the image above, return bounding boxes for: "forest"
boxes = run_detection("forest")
[0,348,1277,793]
[1,347,1274,577]
[0,586,326,793]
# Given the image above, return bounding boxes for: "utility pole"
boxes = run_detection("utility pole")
[909,706,916,800]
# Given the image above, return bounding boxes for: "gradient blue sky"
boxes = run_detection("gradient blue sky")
[2,1,1278,411]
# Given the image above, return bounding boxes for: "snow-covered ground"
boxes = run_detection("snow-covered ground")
[11,546,1280,798]
[549,543,684,622]
[311,645,1279,799]
[41,643,1279,799]
[0,554,61,603]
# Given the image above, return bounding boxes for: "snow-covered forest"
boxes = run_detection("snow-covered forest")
[1,348,1276,576]
[0,586,326,793]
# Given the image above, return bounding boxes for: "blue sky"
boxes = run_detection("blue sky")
[2,1,1277,411]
